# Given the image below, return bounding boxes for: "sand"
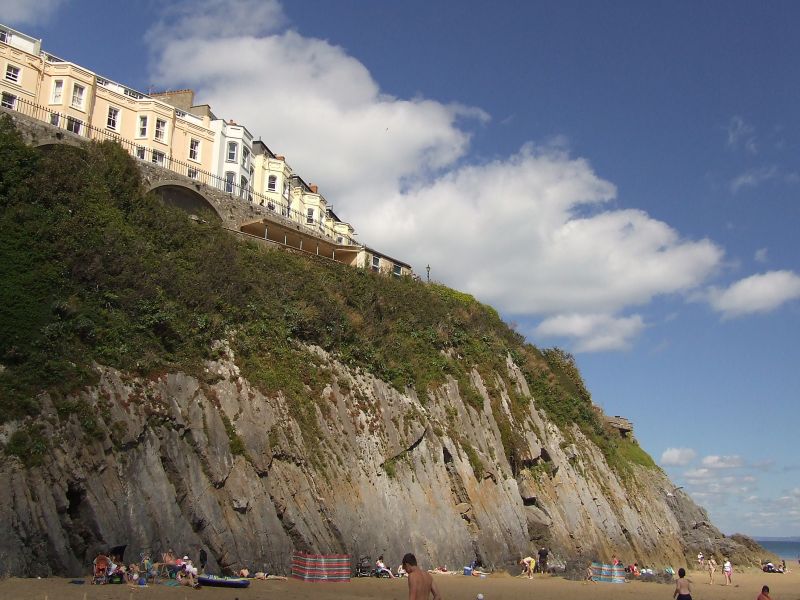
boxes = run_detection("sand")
[0,568,796,600]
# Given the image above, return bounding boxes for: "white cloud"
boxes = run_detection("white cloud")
[754,248,768,263]
[0,0,66,25]
[534,313,645,352]
[726,116,757,154]
[148,0,726,353]
[660,447,697,466]
[730,166,778,192]
[145,0,286,42]
[706,271,800,318]
[701,455,744,469]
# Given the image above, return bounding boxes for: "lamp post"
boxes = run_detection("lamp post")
[426,264,430,283]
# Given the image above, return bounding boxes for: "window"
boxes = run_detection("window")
[0,30,7,44]
[137,115,147,138]
[49,112,60,126]
[1,92,16,109]
[240,176,248,199]
[151,149,165,166]
[154,118,167,142]
[135,146,146,160]
[393,264,402,277]
[189,138,200,161]
[226,141,237,162]
[66,116,82,135]
[187,167,198,180]
[71,83,85,109]
[371,256,380,272]
[306,208,314,224]
[283,181,289,199]
[5,64,20,83]
[106,106,119,131]
[51,80,63,104]
[241,146,250,169]
[224,171,235,193]
[267,175,277,191]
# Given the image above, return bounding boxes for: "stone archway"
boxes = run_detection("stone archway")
[148,181,222,222]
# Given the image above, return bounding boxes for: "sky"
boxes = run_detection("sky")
[1,0,798,537]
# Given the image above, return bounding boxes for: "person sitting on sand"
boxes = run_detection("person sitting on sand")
[520,556,535,579]
[127,563,140,583]
[757,584,771,600]
[397,563,407,577]
[376,555,395,578]
[673,567,692,600]
[176,565,199,589]
[707,556,717,584]
[586,563,596,583]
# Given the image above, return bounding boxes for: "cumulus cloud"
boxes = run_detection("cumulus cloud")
[148,0,726,352]
[701,455,744,469]
[660,447,697,466]
[706,271,800,318]
[534,313,645,352]
[0,0,66,25]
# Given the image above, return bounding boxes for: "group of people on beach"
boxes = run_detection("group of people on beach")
[674,567,775,600]
[697,552,733,585]
[518,547,550,578]
[92,547,207,589]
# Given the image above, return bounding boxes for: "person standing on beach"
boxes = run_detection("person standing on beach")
[707,556,717,584]
[402,553,441,600]
[723,558,732,585]
[673,567,693,600]
[537,547,549,574]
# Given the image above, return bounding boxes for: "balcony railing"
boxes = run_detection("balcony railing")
[3,95,360,247]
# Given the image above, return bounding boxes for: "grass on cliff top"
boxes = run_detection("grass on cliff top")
[0,116,649,478]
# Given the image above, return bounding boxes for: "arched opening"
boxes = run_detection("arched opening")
[148,182,221,222]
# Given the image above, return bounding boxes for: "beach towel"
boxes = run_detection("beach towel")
[590,562,626,583]
[291,552,351,582]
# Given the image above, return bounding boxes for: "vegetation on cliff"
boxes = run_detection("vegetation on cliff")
[0,116,652,476]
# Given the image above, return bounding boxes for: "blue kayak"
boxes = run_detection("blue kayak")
[197,575,251,588]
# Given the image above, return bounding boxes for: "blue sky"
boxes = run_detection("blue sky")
[2,0,798,537]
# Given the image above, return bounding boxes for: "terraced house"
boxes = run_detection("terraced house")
[0,23,412,277]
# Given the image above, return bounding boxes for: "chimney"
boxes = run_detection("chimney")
[310,184,318,193]
[276,155,285,160]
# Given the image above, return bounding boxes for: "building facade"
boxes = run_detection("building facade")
[1,22,412,277]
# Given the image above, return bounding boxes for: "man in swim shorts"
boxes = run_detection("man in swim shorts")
[674,567,692,600]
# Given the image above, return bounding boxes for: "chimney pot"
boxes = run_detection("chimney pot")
[310,184,318,193]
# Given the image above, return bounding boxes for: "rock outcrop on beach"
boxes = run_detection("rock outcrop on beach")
[0,117,763,577]
[0,342,757,577]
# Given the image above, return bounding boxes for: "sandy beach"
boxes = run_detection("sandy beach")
[0,568,796,600]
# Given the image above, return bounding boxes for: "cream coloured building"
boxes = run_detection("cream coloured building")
[1,24,216,177]
[1,22,412,277]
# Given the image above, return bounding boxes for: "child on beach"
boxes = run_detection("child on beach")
[673,567,692,600]
[757,585,771,600]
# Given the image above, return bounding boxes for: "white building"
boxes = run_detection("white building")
[210,118,254,201]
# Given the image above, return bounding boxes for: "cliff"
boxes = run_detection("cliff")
[0,116,761,576]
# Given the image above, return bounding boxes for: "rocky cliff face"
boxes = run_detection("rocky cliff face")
[0,342,751,577]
